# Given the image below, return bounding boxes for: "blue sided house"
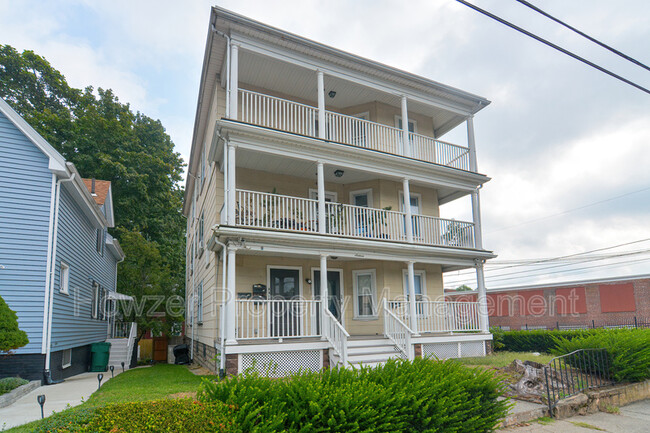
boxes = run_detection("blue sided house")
[0,97,136,383]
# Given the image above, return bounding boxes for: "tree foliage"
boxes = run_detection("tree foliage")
[0,45,186,335]
[0,295,29,353]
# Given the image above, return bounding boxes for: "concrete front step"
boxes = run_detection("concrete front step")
[331,337,404,368]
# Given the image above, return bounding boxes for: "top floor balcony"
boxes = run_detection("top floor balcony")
[238,89,471,171]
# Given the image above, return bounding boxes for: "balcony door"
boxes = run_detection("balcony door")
[400,192,421,238]
[350,189,372,236]
[352,112,369,147]
[268,267,301,337]
[309,189,337,233]
[313,269,344,334]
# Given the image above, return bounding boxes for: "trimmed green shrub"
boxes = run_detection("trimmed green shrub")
[199,357,510,432]
[32,399,237,433]
[553,328,650,383]
[495,328,599,353]
[0,377,28,395]
[0,295,29,353]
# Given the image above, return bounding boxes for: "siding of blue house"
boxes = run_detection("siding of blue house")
[49,186,117,352]
[0,110,52,355]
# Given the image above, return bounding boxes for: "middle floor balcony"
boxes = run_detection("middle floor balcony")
[234,189,476,249]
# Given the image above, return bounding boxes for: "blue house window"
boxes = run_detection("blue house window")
[96,229,105,256]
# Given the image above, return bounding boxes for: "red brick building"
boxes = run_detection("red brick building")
[445,274,650,330]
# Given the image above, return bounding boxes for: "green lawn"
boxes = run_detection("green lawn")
[453,351,554,368]
[6,365,215,432]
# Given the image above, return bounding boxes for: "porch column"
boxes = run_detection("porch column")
[406,261,419,335]
[229,43,239,120]
[317,161,326,234]
[225,246,237,344]
[227,142,236,225]
[476,259,489,333]
[471,188,483,250]
[402,178,413,243]
[401,95,410,157]
[320,254,328,336]
[317,71,326,139]
[467,115,477,172]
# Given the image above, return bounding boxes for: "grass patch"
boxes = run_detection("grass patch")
[453,351,554,368]
[0,378,29,396]
[602,405,620,414]
[569,421,606,430]
[534,416,554,425]
[4,365,214,433]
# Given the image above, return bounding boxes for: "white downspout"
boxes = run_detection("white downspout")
[190,184,197,360]
[41,174,57,355]
[44,173,76,382]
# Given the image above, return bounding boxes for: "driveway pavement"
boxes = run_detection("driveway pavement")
[502,399,650,433]
[0,371,121,430]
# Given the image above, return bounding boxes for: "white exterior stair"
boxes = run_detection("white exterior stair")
[106,338,132,370]
[330,337,404,368]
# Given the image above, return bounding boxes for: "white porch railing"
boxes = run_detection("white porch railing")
[387,300,481,333]
[383,299,414,360]
[235,299,320,340]
[240,89,317,136]
[323,308,349,367]
[412,215,475,249]
[409,133,470,171]
[110,321,131,339]
[125,322,137,367]
[325,202,407,241]
[325,111,403,156]
[236,189,476,249]
[237,90,473,171]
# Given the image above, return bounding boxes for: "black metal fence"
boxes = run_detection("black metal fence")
[544,348,612,416]
[498,316,650,331]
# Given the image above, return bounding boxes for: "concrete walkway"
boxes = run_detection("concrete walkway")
[502,399,650,432]
[0,371,122,430]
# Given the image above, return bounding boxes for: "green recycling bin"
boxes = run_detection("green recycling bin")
[89,342,111,372]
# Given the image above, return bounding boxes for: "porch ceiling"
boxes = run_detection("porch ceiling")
[239,50,464,138]
[236,146,467,202]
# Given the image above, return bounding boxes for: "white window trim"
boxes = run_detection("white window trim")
[402,269,427,298]
[352,269,378,320]
[266,266,304,299]
[308,188,338,202]
[62,348,72,369]
[349,188,374,207]
[91,283,99,319]
[398,191,422,214]
[394,115,418,133]
[59,262,70,295]
[310,267,345,326]
[197,281,204,324]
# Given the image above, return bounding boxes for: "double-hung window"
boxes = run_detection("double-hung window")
[91,282,100,319]
[353,270,377,319]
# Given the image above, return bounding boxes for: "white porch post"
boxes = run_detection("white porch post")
[225,246,237,344]
[317,162,326,234]
[401,95,410,157]
[227,142,236,225]
[467,115,477,172]
[229,43,239,120]
[402,178,413,243]
[320,254,328,336]
[476,260,489,332]
[406,261,419,335]
[317,71,326,139]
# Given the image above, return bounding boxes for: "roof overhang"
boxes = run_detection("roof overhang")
[106,235,126,262]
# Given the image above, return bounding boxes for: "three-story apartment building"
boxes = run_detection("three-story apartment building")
[184,7,494,376]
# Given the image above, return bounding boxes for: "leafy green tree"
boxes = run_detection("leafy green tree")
[0,45,186,336]
[455,284,473,291]
[0,295,29,353]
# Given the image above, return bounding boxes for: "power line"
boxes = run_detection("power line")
[514,0,650,72]
[488,185,650,234]
[455,0,650,95]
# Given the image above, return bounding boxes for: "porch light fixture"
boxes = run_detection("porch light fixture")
[328,90,336,98]
[37,394,46,419]
[306,279,312,285]
[334,169,344,178]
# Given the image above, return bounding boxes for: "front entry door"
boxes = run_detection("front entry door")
[313,270,343,322]
[269,268,300,337]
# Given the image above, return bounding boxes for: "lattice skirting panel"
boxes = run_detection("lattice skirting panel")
[422,341,486,359]
[240,350,322,377]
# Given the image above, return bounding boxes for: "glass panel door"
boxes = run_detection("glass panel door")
[269,268,300,336]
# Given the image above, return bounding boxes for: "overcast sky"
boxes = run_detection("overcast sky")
[1,0,649,289]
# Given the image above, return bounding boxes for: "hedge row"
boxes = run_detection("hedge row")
[554,328,650,383]
[199,357,510,433]
[491,327,600,353]
[33,399,237,433]
[0,377,28,395]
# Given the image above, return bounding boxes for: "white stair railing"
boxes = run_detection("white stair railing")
[235,299,320,340]
[322,308,349,367]
[124,322,137,368]
[383,299,414,360]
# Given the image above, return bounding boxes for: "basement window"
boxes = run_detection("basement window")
[62,349,72,369]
